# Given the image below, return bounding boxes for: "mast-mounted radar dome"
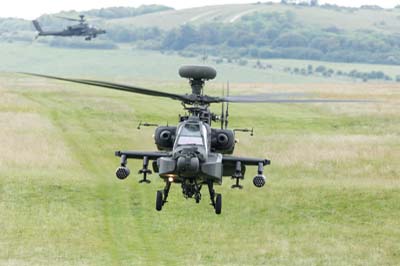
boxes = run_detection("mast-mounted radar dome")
[179,65,217,80]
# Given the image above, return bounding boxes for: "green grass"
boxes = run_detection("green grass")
[0,42,330,84]
[0,71,399,266]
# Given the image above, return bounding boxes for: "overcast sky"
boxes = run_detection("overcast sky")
[1,0,399,19]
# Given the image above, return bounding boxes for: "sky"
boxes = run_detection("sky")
[0,0,399,19]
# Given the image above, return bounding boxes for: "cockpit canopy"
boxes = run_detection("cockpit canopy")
[153,118,235,154]
[176,122,206,146]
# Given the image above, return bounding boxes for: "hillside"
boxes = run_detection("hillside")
[2,3,400,65]
[106,3,400,32]
[4,3,400,32]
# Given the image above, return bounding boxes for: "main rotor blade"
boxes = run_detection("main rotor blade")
[20,73,373,105]
[22,73,188,101]
[221,92,311,100]
[55,16,82,22]
[223,96,371,103]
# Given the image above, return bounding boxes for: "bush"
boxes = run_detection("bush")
[238,59,248,66]
[49,39,118,49]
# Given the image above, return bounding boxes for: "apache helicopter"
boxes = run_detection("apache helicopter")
[24,66,366,214]
[32,15,106,41]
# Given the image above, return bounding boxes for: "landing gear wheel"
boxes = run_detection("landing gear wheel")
[195,192,201,204]
[156,190,163,211]
[215,193,222,214]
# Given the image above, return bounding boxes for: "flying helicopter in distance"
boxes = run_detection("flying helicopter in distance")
[24,66,368,214]
[32,15,106,41]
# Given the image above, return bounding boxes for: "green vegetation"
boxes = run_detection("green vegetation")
[158,10,400,65]
[281,64,393,82]
[0,71,399,265]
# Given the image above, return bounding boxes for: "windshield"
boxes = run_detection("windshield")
[176,123,203,146]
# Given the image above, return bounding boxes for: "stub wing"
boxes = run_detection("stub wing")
[222,155,270,188]
[222,155,270,176]
[115,150,169,160]
[222,155,270,166]
[114,150,170,181]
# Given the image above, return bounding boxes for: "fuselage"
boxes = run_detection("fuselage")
[157,117,223,184]
[36,22,106,38]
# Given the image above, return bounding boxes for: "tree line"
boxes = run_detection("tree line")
[101,10,400,65]
[151,11,400,65]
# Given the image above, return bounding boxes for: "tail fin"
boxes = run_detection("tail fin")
[32,20,43,33]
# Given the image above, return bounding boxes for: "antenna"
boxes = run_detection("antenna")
[224,81,230,129]
[221,84,225,129]
[202,49,207,64]
[234,128,254,136]
[137,121,158,130]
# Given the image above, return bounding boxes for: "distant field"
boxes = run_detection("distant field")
[1,43,400,84]
[0,71,399,265]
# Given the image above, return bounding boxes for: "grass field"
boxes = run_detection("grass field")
[0,69,399,265]
[2,43,400,84]
[0,43,332,84]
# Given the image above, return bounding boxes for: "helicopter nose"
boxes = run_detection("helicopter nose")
[176,156,199,175]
